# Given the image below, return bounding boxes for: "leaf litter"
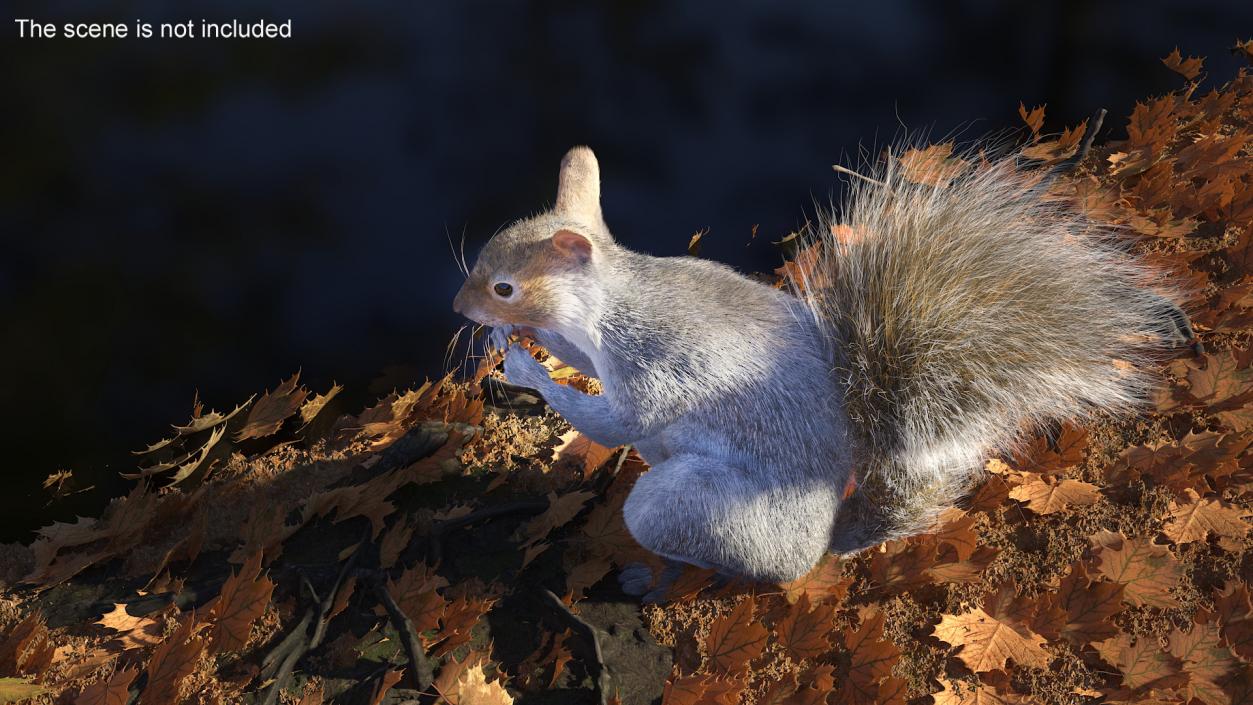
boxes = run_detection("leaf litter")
[2,46,1253,705]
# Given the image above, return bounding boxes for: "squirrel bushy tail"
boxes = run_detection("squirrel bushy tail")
[789,145,1194,553]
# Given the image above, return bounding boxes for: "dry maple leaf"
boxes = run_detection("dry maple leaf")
[565,555,613,602]
[932,676,1029,705]
[143,616,206,705]
[1213,581,1253,659]
[1162,48,1205,80]
[385,563,449,634]
[1008,476,1101,514]
[0,678,47,704]
[1167,621,1236,705]
[452,662,514,705]
[705,598,769,674]
[1163,488,1251,544]
[235,372,309,441]
[898,143,968,186]
[299,382,343,426]
[550,431,615,479]
[661,672,744,705]
[933,607,1050,672]
[1090,531,1182,609]
[95,604,163,651]
[1018,102,1046,136]
[517,491,596,550]
[0,612,55,675]
[1034,564,1123,644]
[366,668,405,705]
[775,593,834,662]
[781,554,850,604]
[74,665,139,705]
[1093,633,1187,693]
[833,608,901,704]
[204,551,276,654]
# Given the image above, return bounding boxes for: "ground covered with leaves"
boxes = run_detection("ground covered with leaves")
[4,47,1253,705]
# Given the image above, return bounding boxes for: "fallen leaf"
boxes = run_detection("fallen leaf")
[705,599,768,674]
[1090,531,1182,608]
[74,666,139,705]
[933,607,1050,672]
[1163,488,1251,544]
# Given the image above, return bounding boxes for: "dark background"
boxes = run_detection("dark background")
[3,0,1251,541]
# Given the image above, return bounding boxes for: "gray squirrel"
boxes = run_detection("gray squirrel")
[451,145,1194,582]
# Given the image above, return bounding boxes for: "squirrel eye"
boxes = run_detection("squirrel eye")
[493,282,514,298]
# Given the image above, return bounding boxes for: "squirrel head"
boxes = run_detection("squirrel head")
[453,146,614,335]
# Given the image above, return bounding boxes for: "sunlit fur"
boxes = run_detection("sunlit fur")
[453,145,1187,582]
[791,145,1188,552]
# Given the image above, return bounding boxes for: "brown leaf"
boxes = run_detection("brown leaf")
[1018,102,1046,135]
[551,432,616,479]
[1093,633,1186,692]
[143,616,206,705]
[1008,477,1101,514]
[1163,488,1251,544]
[661,673,745,705]
[518,491,596,549]
[898,143,968,186]
[452,663,513,705]
[565,556,613,602]
[775,593,834,662]
[96,604,163,651]
[74,666,139,705]
[1090,531,1182,609]
[366,668,405,705]
[705,599,769,674]
[1036,564,1123,643]
[933,607,1050,672]
[1167,621,1237,705]
[781,554,850,604]
[836,608,901,704]
[0,678,47,704]
[1162,48,1204,80]
[236,372,309,441]
[204,551,275,654]
[299,383,343,426]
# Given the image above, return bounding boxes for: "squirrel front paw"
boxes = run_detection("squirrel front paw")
[503,344,551,390]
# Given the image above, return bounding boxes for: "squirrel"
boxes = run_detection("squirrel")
[451,144,1195,583]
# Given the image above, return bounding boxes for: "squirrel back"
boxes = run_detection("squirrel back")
[788,146,1192,551]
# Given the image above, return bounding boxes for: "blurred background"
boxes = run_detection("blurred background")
[3,0,1251,541]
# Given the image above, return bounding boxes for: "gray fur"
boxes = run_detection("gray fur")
[455,145,1187,582]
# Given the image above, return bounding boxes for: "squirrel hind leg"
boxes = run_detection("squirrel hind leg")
[828,489,897,556]
[622,453,834,583]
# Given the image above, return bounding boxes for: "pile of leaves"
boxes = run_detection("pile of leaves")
[3,44,1253,705]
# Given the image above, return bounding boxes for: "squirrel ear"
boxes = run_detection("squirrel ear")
[554,146,603,224]
[551,229,593,263]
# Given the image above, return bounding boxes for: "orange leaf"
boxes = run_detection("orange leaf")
[775,593,834,662]
[1162,48,1204,80]
[933,607,1050,672]
[1090,532,1182,608]
[705,599,768,674]
[1093,633,1186,692]
[74,665,138,705]
[1008,477,1101,514]
[1163,488,1251,544]
[366,668,405,705]
[143,617,206,705]
[235,372,308,441]
[782,554,850,604]
[205,551,275,654]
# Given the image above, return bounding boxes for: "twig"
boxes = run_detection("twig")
[832,164,886,187]
[1077,107,1107,163]
[540,589,611,705]
[370,574,436,690]
[260,535,364,705]
[428,499,549,564]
